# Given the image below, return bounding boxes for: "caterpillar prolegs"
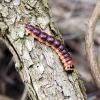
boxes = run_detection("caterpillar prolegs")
[25,24,75,73]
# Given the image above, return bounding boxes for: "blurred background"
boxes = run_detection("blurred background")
[49,0,100,100]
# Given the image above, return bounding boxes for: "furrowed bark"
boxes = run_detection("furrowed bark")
[0,0,86,100]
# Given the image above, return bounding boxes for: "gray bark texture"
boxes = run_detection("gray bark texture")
[0,0,87,100]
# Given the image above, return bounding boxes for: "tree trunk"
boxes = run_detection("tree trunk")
[0,0,87,100]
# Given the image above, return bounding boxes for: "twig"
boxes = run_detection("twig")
[85,0,100,89]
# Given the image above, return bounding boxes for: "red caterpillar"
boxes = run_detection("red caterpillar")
[25,24,75,73]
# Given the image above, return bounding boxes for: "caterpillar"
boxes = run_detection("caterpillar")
[25,24,75,73]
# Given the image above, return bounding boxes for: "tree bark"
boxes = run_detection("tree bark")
[0,0,86,100]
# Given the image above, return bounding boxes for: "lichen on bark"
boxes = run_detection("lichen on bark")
[0,0,87,100]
